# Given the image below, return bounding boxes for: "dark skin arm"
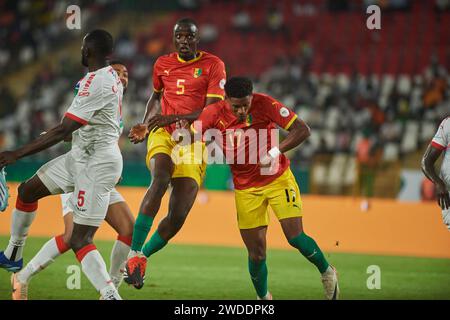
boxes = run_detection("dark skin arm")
[0,117,82,169]
[260,118,311,167]
[421,144,450,210]
[129,95,222,144]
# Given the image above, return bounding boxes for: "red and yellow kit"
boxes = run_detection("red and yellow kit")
[152,51,226,133]
[193,93,303,229]
[146,51,226,186]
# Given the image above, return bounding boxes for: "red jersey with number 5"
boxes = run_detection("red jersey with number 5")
[192,93,298,190]
[152,51,226,133]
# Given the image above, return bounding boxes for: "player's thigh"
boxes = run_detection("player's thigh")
[172,140,206,185]
[36,153,74,196]
[62,212,74,244]
[235,188,269,230]
[105,190,135,236]
[266,170,303,222]
[149,153,174,181]
[240,226,268,259]
[146,128,175,175]
[172,160,206,189]
[17,174,52,203]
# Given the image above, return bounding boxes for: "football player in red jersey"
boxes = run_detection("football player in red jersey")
[191,77,340,300]
[124,18,226,289]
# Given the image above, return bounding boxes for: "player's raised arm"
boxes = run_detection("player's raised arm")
[0,117,83,168]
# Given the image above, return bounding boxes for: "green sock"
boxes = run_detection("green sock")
[248,258,268,298]
[131,213,154,252]
[142,231,168,258]
[289,232,329,274]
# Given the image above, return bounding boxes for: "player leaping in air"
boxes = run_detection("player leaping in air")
[422,116,450,230]
[191,77,339,300]
[124,18,226,289]
[9,61,135,300]
[0,30,124,300]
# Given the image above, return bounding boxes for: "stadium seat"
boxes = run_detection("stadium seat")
[383,143,400,162]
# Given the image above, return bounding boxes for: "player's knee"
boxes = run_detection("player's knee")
[248,252,266,263]
[17,182,36,203]
[62,231,72,245]
[69,234,92,252]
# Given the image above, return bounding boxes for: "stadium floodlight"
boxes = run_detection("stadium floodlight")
[0,167,10,212]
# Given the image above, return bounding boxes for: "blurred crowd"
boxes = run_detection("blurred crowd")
[0,0,120,75]
[0,0,448,170]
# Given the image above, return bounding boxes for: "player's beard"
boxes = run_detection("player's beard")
[81,54,88,67]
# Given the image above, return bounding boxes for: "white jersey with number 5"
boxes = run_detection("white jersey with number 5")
[36,65,125,227]
[431,117,450,188]
[65,65,124,156]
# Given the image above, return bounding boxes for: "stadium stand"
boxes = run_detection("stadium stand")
[0,0,448,197]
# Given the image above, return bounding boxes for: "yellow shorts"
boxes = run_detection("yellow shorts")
[145,128,206,187]
[234,168,303,229]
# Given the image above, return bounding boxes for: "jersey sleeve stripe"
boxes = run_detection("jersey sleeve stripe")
[431,141,445,150]
[206,93,224,100]
[65,112,88,125]
[284,114,298,130]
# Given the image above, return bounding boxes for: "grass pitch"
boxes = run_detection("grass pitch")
[0,236,449,300]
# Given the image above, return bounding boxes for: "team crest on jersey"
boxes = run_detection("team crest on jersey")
[74,81,80,96]
[246,114,253,126]
[193,68,202,78]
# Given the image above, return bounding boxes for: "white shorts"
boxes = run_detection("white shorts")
[60,188,125,216]
[37,148,122,227]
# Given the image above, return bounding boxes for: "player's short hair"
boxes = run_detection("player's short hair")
[225,77,253,98]
[85,29,114,57]
[174,17,198,33]
[175,17,198,27]
[109,59,126,67]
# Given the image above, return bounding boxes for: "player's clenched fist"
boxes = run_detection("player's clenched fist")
[128,123,150,144]
[435,181,450,210]
[0,151,18,169]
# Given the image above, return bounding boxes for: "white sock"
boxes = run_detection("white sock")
[4,208,36,262]
[78,246,121,299]
[109,237,131,289]
[17,235,68,284]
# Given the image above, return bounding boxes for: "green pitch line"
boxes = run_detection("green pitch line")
[0,236,449,300]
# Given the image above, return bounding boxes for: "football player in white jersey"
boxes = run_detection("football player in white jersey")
[9,61,135,300]
[0,30,124,300]
[422,116,450,230]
